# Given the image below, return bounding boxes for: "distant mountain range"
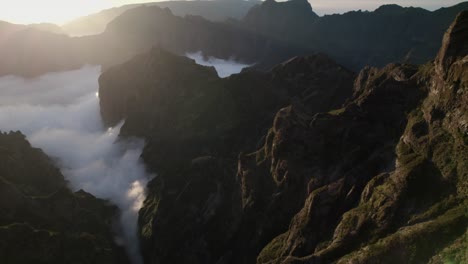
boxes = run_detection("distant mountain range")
[242,0,468,69]
[62,0,261,36]
[0,0,466,76]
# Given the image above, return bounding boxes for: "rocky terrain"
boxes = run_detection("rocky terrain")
[0,131,129,264]
[97,10,468,264]
[0,2,466,264]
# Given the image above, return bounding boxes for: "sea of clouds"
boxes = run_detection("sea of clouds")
[186,51,251,78]
[0,54,250,263]
[0,66,151,264]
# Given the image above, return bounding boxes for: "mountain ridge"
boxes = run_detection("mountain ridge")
[96,11,468,264]
[0,1,467,77]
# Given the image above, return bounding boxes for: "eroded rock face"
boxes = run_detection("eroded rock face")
[98,48,355,264]
[257,12,468,264]
[98,12,467,264]
[0,131,129,264]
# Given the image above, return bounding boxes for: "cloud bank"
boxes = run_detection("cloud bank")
[186,51,251,78]
[0,66,152,264]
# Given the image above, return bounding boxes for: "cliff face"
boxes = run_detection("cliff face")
[0,131,129,264]
[97,11,468,264]
[98,48,355,264]
[257,11,468,264]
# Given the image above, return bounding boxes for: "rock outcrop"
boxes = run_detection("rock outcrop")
[257,11,468,264]
[98,48,355,264]
[0,131,129,264]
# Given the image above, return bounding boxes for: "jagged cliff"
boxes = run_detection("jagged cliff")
[256,11,468,264]
[99,48,355,264]
[0,131,129,264]
[97,11,468,264]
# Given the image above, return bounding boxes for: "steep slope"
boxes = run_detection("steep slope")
[98,10,468,264]
[98,48,355,264]
[257,11,468,264]
[0,131,129,264]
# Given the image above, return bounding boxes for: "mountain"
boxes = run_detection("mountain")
[62,0,260,36]
[0,21,63,42]
[0,131,129,264]
[0,21,81,77]
[243,0,318,42]
[241,0,468,70]
[0,5,307,77]
[97,11,468,264]
[0,1,467,77]
[28,23,65,34]
[0,27,81,77]
[98,47,355,264]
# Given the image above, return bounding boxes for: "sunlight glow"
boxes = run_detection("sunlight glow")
[0,0,155,25]
[0,0,465,25]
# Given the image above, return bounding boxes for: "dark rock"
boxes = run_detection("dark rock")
[0,131,129,264]
[98,48,355,264]
[257,12,468,264]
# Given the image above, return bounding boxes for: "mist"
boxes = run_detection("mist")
[186,51,251,78]
[0,66,152,264]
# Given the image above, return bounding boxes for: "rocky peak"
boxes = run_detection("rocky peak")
[243,0,318,41]
[374,4,405,14]
[99,47,218,128]
[435,11,468,77]
[245,0,317,20]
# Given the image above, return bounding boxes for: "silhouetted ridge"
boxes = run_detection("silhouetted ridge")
[0,1,467,76]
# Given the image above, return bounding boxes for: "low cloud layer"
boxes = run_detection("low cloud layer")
[186,51,251,78]
[0,66,152,264]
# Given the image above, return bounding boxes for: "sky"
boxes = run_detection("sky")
[0,0,465,24]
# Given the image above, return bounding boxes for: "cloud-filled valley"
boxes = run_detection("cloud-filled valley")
[0,56,252,263]
[0,66,152,264]
[186,51,251,78]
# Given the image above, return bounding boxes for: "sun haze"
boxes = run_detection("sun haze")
[0,0,466,24]
[0,0,154,25]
